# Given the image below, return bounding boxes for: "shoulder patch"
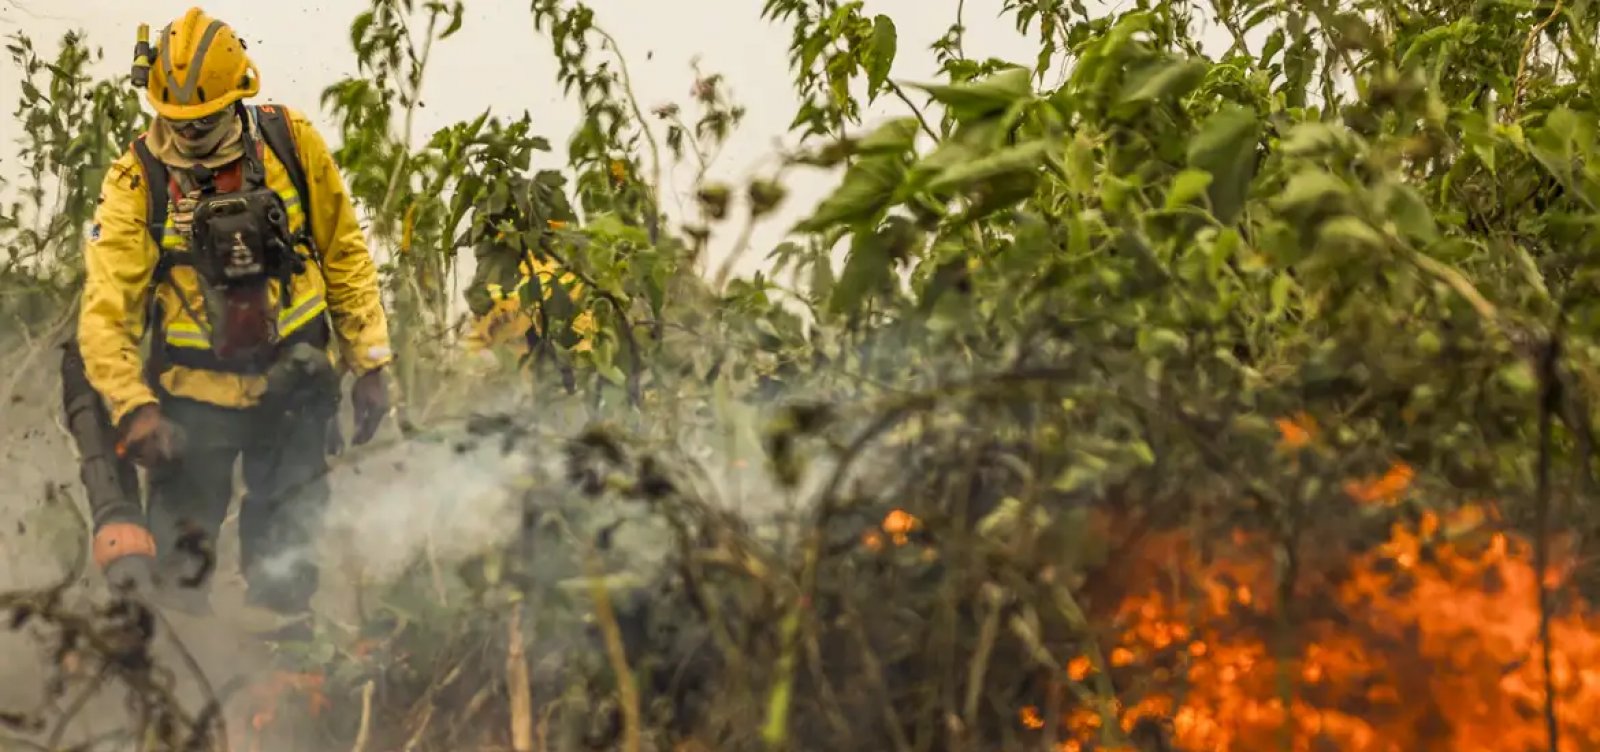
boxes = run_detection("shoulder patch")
[90,223,101,242]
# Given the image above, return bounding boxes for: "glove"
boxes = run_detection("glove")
[350,367,390,446]
[118,403,178,467]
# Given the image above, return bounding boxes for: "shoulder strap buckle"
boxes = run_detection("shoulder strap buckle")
[251,104,319,264]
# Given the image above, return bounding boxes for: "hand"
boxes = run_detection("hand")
[351,367,390,445]
[118,403,178,467]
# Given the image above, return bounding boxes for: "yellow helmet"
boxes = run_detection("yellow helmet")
[146,8,260,120]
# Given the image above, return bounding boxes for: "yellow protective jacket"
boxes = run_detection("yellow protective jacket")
[79,105,392,427]
[462,246,597,355]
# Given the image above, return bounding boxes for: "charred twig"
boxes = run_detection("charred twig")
[765,397,930,748]
[1535,327,1563,752]
[443,685,493,748]
[801,632,852,743]
[962,586,1002,737]
[1040,582,1128,747]
[150,609,228,751]
[45,664,109,750]
[536,700,561,752]
[843,612,913,752]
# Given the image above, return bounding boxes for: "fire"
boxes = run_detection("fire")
[1275,413,1317,450]
[883,509,919,545]
[242,671,330,752]
[862,509,921,551]
[1025,419,1600,750]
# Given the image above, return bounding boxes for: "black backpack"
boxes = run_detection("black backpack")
[127,104,328,376]
[130,103,316,265]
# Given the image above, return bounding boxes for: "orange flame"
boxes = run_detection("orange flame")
[862,509,921,551]
[244,671,331,751]
[1025,418,1600,750]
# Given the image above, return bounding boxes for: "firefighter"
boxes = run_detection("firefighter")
[461,171,597,359]
[77,8,392,637]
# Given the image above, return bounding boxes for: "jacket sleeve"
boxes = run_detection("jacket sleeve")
[78,154,160,427]
[289,107,393,375]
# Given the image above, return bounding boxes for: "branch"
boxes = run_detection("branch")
[595,26,665,218]
[507,610,534,752]
[1408,251,1504,332]
[582,544,640,752]
[1534,321,1565,752]
[1512,0,1566,122]
[887,82,939,141]
[350,680,375,752]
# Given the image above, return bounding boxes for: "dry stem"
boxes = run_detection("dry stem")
[350,680,375,752]
[507,609,535,752]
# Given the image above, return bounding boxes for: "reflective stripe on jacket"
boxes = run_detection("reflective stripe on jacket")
[79,105,393,426]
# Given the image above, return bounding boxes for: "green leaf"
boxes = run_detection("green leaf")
[1377,180,1439,246]
[955,171,1041,221]
[1260,28,1286,64]
[1275,170,1350,218]
[1528,107,1600,210]
[829,228,894,315]
[351,11,375,53]
[809,252,835,300]
[1186,105,1260,224]
[1316,216,1386,255]
[927,140,1053,193]
[1165,168,1213,210]
[1279,122,1350,158]
[440,1,465,39]
[793,154,907,232]
[1053,454,1111,493]
[1064,130,1097,194]
[857,117,920,154]
[1268,273,1294,318]
[1208,226,1241,278]
[908,139,981,188]
[1118,57,1208,104]
[1497,361,1538,397]
[905,66,1034,122]
[866,15,898,100]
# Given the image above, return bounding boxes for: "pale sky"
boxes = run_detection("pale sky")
[0,1,1231,314]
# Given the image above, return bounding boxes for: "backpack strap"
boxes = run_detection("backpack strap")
[252,104,320,265]
[131,135,169,252]
[129,135,193,292]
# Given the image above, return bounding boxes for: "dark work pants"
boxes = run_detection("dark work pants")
[144,392,333,614]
